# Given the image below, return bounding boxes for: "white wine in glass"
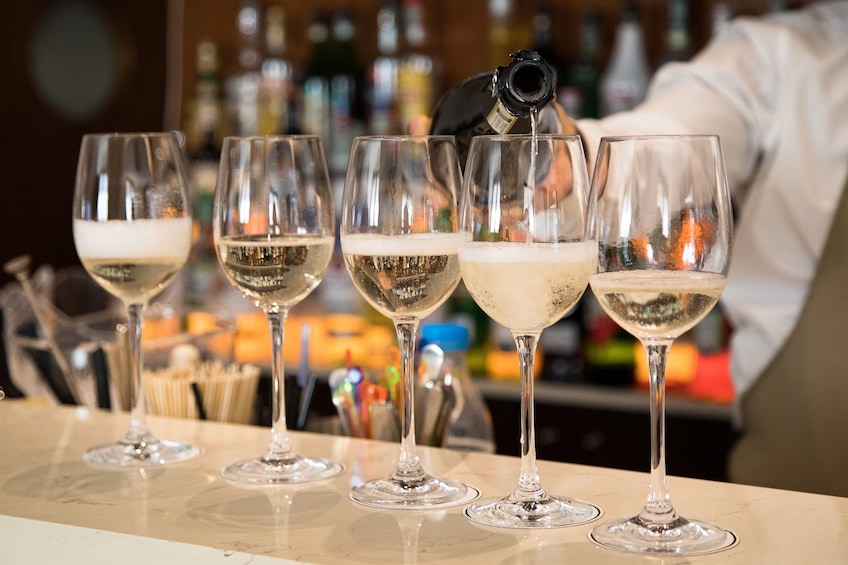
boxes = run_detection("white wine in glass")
[587,135,737,555]
[458,134,601,528]
[341,135,478,509]
[214,135,343,484]
[73,132,203,468]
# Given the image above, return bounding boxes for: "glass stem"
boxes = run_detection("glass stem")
[513,333,545,501]
[125,303,151,445]
[393,320,423,479]
[265,309,293,461]
[639,341,677,524]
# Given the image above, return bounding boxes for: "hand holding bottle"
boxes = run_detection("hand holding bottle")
[408,50,586,212]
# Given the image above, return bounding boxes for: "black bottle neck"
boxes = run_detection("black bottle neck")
[495,50,557,118]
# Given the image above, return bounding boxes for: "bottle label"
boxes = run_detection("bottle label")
[486,101,518,134]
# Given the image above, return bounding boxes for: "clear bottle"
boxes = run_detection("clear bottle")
[428,49,561,168]
[420,323,496,453]
[599,0,650,116]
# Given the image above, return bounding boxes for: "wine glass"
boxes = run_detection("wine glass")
[341,135,478,509]
[586,135,737,554]
[73,132,203,467]
[458,134,601,528]
[214,135,343,484]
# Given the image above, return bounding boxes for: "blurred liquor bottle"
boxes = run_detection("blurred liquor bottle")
[487,0,529,68]
[185,41,223,154]
[184,41,226,311]
[540,301,586,384]
[582,292,636,387]
[317,9,368,316]
[528,6,589,384]
[656,0,693,69]
[397,0,437,133]
[369,0,402,134]
[300,10,332,148]
[531,3,568,111]
[599,0,649,116]
[225,0,263,135]
[562,7,601,119]
[328,8,367,180]
[257,4,293,135]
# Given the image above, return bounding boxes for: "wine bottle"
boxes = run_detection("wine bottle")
[428,49,562,168]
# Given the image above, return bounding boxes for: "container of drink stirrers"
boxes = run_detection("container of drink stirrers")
[144,361,260,424]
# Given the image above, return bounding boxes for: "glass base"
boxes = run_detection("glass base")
[221,455,344,485]
[83,437,203,469]
[464,493,601,529]
[350,472,479,510]
[590,515,738,555]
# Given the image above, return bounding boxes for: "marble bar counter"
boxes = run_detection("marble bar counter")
[1,401,846,564]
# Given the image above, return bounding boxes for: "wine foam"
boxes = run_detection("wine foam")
[342,232,458,255]
[459,240,597,262]
[74,217,191,259]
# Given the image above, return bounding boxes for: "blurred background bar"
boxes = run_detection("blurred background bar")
[0,0,807,482]
[0,0,804,285]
